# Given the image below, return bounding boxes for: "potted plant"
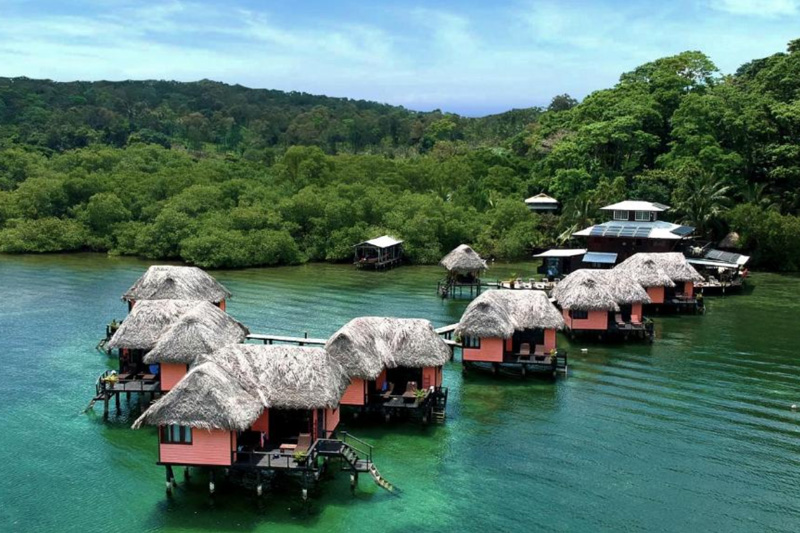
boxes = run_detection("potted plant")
[293,450,308,465]
[414,388,427,404]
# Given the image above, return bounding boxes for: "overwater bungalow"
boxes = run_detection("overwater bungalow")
[325,317,451,423]
[613,253,676,306]
[133,345,394,498]
[101,300,200,401]
[142,302,250,391]
[553,269,654,341]
[687,249,750,294]
[353,235,403,269]
[456,290,567,377]
[122,265,231,311]
[437,244,488,298]
[617,252,704,312]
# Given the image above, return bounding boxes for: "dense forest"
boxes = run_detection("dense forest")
[1,40,799,269]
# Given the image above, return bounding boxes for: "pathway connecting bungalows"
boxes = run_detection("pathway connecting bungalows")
[133,345,395,499]
[325,317,451,423]
[456,290,567,377]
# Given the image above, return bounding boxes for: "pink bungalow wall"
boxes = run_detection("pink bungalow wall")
[647,286,665,304]
[422,366,443,389]
[462,337,504,363]
[632,302,643,322]
[325,407,340,436]
[159,428,233,466]
[537,329,557,354]
[684,281,694,298]
[160,363,187,391]
[341,379,367,406]
[562,309,608,330]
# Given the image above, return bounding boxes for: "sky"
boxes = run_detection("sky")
[0,0,798,116]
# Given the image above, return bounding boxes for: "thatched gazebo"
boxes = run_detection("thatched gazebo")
[440,244,488,280]
[123,265,231,309]
[455,290,565,374]
[325,317,451,415]
[142,301,250,390]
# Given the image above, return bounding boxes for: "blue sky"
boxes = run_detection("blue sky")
[0,0,798,116]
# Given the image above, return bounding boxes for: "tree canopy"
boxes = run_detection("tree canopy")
[1,40,800,270]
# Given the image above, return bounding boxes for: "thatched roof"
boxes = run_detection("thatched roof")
[456,290,565,338]
[614,254,676,288]
[134,345,349,431]
[132,363,263,431]
[325,317,451,379]
[552,270,620,311]
[123,265,231,303]
[143,302,250,365]
[440,244,488,274]
[107,299,199,351]
[202,345,349,411]
[649,253,704,282]
[596,269,651,304]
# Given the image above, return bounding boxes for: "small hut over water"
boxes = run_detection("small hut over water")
[134,344,396,497]
[353,236,403,270]
[553,269,653,340]
[142,301,250,390]
[123,265,231,310]
[325,317,451,423]
[438,244,488,299]
[456,290,566,376]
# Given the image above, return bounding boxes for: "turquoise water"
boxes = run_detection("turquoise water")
[1,254,800,532]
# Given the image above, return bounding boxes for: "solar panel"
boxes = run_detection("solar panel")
[634,228,652,238]
[671,225,695,236]
[705,249,740,263]
[590,226,606,236]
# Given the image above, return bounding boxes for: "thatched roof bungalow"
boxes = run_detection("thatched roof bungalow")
[133,345,349,470]
[456,291,565,373]
[123,265,231,309]
[553,269,654,339]
[440,244,488,279]
[142,301,250,390]
[325,317,451,408]
[614,253,676,304]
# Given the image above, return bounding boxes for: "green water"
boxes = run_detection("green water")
[2,254,800,533]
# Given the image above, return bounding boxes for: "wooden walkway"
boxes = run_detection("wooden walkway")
[247,333,328,346]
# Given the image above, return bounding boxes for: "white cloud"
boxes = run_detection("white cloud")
[709,0,799,16]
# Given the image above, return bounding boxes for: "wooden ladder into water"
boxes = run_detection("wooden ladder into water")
[339,443,397,494]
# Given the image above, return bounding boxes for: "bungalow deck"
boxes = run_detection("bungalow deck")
[463,350,568,378]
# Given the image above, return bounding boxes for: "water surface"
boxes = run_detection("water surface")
[1,254,799,532]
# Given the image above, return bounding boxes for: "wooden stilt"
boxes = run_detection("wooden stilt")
[103,394,109,418]
[209,469,215,495]
[165,465,174,494]
[114,392,120,413]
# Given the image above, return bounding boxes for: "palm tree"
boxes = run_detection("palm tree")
[741,182,779,211]
[676,173,731,238]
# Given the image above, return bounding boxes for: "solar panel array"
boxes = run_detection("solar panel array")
[589,225,652,238]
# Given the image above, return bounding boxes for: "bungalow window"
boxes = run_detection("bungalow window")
[635,211,651,221]
[613,210,628,221]
[463,336,481,348]
[161,425,192,444]
[569,309,589,320]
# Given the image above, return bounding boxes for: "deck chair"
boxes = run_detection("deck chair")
[295,433,312,454]
[402,381,418,400]
[615,314,625,326]
[519,343,531,358]
[631,316,643,327]
[381,382,395,399]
